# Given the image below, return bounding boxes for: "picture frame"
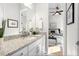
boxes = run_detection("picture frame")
[66,3,74,25]
[7,19,18,28]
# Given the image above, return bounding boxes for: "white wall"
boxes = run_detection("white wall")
[67,3,78,56]
[26,4,36,31]
[35,3,48,54]
[0,4,4,28]
[49,14,64,30]
[19,4,36,32]
[35,3,48,32]
[49,3,64,30]
[1,3,20,36]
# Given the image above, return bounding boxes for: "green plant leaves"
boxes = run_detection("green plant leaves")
[0,20,6,38]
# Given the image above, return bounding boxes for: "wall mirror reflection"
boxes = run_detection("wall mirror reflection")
[19,3,43,36]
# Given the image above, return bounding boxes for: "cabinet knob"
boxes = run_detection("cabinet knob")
[76,41,79,45]
[20,53,23,56]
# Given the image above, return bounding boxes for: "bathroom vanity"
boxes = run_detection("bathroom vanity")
[0,33,46,56]
[0,3,48,56]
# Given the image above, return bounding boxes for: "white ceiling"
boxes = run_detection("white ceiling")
[48,3,63,12]
[48,3,62,9]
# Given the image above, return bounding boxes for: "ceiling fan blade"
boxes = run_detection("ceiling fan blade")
[58,10,63,12]
[58,12,61,15]
[50,11,55,13]
[52,12,56,15]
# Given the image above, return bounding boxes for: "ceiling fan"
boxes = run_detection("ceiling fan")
[50,6,63,15]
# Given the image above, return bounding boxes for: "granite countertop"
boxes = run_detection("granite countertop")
[0,34,45,56]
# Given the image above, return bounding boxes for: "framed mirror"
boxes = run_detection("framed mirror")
[19,3,35,33]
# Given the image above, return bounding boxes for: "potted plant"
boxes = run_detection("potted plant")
[30,27,40,35]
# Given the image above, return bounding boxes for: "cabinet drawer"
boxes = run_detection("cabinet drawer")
[29,39,41,51]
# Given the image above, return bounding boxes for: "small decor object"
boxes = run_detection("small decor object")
[7,19,18,28]
[30,28,39,35]
[66,3,74,25]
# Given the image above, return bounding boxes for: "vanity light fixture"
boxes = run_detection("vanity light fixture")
[24,3,32,9]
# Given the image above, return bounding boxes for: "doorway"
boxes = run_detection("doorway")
[48,3,66,56]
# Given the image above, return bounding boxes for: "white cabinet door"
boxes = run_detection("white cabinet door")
[12,50,24,56]
[22,46,28,56]
[12,46,28,56]
[28,35,46,56]
[29,45,40,56]
[37,39,43,55]
[28,39,41,56]
[41,36,45,55]
[29,39,40,51]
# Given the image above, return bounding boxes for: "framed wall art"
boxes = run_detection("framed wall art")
[66,3,74,25]
[7,19,18,28]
